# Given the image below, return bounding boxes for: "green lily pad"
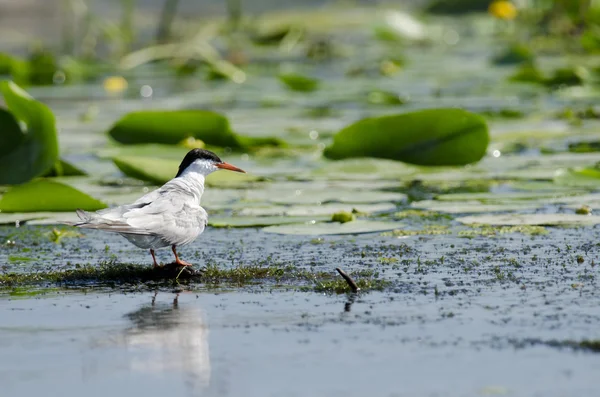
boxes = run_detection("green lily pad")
[278,73,319,92]
[236,203,396,217]
[411,200,541,214]
[312,158,416,180]
[554,167,600,188]
[108,110,240,147]
[0,80,59,184]
[435,190,588,203]
[456,214,600,226]
[323,108,489,166]
[112,156,264,187]
[263,220,400,235]
[0,179,106,213]
[209,215,329,228]
[0,211,79,225]
[248,188,406,205]
[44,158,87,177]
[491,44,534,66]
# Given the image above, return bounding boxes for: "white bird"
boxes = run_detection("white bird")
[70,149,245,268]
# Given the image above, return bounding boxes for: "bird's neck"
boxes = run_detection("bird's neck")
[172,170,206,203]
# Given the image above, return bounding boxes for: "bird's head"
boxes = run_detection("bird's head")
[176,148,245,177]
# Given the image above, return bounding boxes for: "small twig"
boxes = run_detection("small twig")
[335,267,360,293]
[175,265,186,281]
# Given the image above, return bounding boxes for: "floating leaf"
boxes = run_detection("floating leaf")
[509,64,545,84]
[411,200,541,214]
[0,80,59,184]
[247,187,406,205]
[0,179,106,213]
[0,211,78,226]
[278,73,319,92]
[366,90,407,106]
[491,44,534,65]
[108,110,240,146]
[425,0,492,14]
[331,211,355,223]
[263,220,399,235]
[237,203,396,217]
[112,156,264,187]
[43,159,87,177]
[209,215,329,228]
[107,110,285,149]
[554,167,600,188]
[545,66,589,88]
[456,214,600,226]
[323,108,489,166]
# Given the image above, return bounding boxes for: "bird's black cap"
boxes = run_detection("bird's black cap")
[176,148,222,177]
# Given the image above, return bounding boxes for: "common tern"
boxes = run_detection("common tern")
[70,149,245,268]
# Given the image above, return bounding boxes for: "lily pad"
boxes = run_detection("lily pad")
[0,211,78,226]
[263,220,400,236]
[0,179,106,213]
[323,108,489,166]
[209,215,329,228]
[435,190,588,202]
[456,214,600,226]
[411,200,541,214]
[248,188,406,205]
[108,110,240,147]
[236,203,396,217]
[312,158,416,180]
[112,156,265,187]
[44,159,87,177]
[554,167,600,188]
[0,80,59,184]
[278,73,319,92]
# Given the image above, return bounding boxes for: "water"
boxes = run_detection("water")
[2,4,600,396]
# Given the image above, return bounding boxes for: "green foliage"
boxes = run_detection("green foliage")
[108,110,238,146]
[278,72,319,92]
[331,211,355,223]
[0,179,106,213]
[425,0,493,15]
[108,110,286,149]
[323,108,489,166]
[491,44,534,66]
[0,81,59,184]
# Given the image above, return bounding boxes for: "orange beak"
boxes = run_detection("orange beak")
[216,162,246,173]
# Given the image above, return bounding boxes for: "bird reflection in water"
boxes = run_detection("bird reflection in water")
[122,292,211,394]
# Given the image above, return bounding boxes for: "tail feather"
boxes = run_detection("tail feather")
[66,208,151,236]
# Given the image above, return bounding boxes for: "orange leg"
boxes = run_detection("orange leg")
[150,249,160,268]
[172,245,193,267]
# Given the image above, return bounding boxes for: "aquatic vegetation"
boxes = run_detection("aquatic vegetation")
[381,225,451,237]
[323,108,489,166]
[263,220,399,236]
[0,179,106,213]
[331,211,355,223]
[108,110,286,150]
[458,224,547,237]
[0,81,58,184]
[457,214,600,226]
[278,72,319,92]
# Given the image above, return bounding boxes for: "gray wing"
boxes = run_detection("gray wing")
[123,192,207,245]
[71,189,206,244]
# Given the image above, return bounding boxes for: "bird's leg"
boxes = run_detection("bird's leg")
[150,249,160,268]
[172,245,193,267]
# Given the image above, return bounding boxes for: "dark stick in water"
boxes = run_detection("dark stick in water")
[335,267,360,293]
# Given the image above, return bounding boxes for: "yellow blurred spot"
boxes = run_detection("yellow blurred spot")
[489,1,517,20]
[103,76,128,93]
[380,60,401,76]
[180,137,205,149]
